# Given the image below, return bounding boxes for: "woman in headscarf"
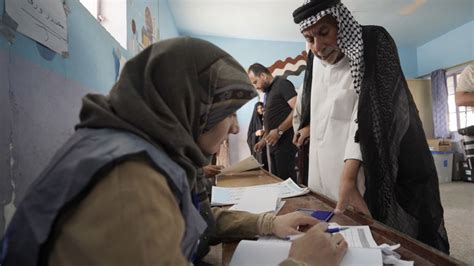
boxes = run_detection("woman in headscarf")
[0,37,347,266]
[247,101,268,170]
[293,0,449,253]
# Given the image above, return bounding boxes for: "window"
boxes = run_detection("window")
[80,0,98,20]
[80,0,127,48]
[447,72,474,132]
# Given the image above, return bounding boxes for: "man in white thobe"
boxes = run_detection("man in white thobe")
[308,56,365,203]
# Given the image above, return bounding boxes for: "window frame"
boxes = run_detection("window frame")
[447,71,473,133]
[79,0,127,49]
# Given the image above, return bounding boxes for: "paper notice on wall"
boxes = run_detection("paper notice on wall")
[6,0,68,55]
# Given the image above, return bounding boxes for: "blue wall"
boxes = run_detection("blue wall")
[127,0,179,55]
[398,46,418,78]
[417,20,474,76]
[159,0,179,39]
[192,35,307,89]
[0,0,178,235]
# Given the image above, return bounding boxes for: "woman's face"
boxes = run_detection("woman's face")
[197,113,239,155]
[256,105,264,115]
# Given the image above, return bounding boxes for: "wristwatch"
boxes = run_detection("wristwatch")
[277,128,284,136]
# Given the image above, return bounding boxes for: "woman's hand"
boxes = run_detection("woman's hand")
[288,223,348,266]
[202,165,224,178]
[272,211,319,237]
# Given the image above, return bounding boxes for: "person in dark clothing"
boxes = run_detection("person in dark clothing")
[292,90,310,186]
[248,64,297,181]
[293,0,450,253]
[247,102,268,170]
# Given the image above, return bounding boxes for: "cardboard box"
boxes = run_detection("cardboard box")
[427,139,452,152]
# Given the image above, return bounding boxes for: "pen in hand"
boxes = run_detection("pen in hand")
[287,227,349,241]
[325,227,349,234]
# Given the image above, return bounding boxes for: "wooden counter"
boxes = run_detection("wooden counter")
[206,169,464,266]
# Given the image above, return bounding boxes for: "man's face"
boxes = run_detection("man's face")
[248,71,268,92]
[197,113,239,155]
[302,15,343,65]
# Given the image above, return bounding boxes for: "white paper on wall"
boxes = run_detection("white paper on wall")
[6,0,68,55]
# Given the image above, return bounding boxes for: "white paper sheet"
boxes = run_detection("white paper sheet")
[337,226,378,248]
[211,178,309,206]
[340,248,382,266]
[228,187,279,214]
[229,240,291,266]
[218,156,262,174]
[6,0,68,55]
[230,239,383,266]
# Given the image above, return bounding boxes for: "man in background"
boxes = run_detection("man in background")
[248,63,297,182]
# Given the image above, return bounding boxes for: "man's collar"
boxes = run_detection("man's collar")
[263,76,278,93]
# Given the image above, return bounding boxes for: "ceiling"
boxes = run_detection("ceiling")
[169,0,474,47]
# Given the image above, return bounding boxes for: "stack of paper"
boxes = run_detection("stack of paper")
[228,187,279,214]
[230,240,291,266]
[211,178,310,206]
[229,225,384,266]
[218,156,262,175]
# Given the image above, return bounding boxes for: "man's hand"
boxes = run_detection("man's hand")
[254,139,266,153]
[288,223,348,266]
[202,165,224,178]
[265,129,281,146]
[292,126,310,147]
[272,211,319,237]
[333,160,371,216]
[335,178,371,216]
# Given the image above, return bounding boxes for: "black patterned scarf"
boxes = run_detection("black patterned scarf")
[359,26,449,253]
[294,0,364,95]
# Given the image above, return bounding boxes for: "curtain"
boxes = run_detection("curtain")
[431,69,450,138]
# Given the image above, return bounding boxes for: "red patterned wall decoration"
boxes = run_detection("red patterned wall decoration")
[268,50,308,78]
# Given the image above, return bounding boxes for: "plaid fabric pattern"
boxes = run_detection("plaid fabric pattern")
[299,2,364,94]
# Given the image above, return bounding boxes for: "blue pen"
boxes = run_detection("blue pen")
[326,227,349,233]
[286,227,349,241]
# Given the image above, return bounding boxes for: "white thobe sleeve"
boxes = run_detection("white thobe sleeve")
[292,89,303,134]
[343,98,362,162]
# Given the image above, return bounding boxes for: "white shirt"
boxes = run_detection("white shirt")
[308,56,365,200]
[292,87,303,133]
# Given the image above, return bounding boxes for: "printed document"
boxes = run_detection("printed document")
[211,178,310,206]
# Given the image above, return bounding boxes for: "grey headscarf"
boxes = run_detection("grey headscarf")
[76,37,256,187]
